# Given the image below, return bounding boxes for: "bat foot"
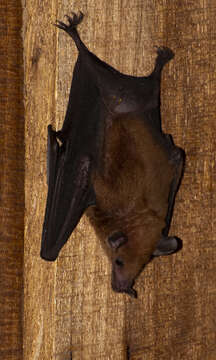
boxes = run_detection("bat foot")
[55,11,84,33]
[154,46,174,72]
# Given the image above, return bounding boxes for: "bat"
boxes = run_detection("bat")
[40,12,185,298]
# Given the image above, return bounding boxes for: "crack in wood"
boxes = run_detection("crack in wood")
[126,345,131,359]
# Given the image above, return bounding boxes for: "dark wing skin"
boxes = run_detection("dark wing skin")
[41,124,96,260]
[41,12,184,264]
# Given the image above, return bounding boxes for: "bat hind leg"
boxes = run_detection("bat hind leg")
[154,143,184,258]
[55,11,85,51]
[163,143,185,237]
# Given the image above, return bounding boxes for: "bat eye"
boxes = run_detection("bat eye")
[115,258,124,267]
[108,231,128,250]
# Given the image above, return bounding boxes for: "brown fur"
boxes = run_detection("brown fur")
[86,113,175,289]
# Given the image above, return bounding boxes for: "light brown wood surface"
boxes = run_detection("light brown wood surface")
[23,1,216,359]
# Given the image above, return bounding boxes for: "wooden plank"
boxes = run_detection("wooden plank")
[0,1,24,359]
[24,0,216,359]
[124,2,216,359]
[23,0,58,359]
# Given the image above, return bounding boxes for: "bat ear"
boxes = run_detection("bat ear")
[153,236,182,257]
[108,231,128,250]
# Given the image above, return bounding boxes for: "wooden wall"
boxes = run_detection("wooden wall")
[0,1,24,359]
[1,0,216,359]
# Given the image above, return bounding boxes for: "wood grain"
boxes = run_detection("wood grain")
[23,0,58,359]
[24,1,216,359]
[0,1,24,359]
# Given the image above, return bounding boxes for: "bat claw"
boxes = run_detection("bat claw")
[54,20,68,30]
[55,11,84,32]
[64,14,75,24]
[153,46,174,72]
[156,46,174,61]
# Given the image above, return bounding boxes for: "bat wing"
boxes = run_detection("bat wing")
[41,124,96,261]
[40,53,100,260]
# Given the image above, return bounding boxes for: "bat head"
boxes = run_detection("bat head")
[108,230,181,298]
[108,230,152,298]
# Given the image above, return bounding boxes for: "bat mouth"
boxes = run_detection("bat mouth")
[111,274,137,298]
[123,287,137,298]
[112,282,137,298]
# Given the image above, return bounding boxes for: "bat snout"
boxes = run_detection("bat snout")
[111,266,137,298]
[111,277,137,298]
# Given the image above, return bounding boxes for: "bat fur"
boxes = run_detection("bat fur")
[40,12,185,298]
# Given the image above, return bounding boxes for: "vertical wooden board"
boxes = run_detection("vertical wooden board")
[23,0,58,359]
[54,2,126,359]
[24,0,126,359]
[124,1,216,359]
[0,1,24,359]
